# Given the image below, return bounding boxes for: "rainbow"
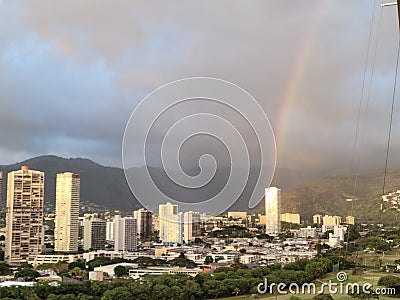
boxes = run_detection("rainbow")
[275,3,324,163]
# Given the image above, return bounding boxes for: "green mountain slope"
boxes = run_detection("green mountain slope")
[0,155,140,210]
[281,169,400,225]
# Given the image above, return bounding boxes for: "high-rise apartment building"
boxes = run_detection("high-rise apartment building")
[265,187,281,236]
[313,214,322,225]
[0,172,2,203]
[183,211,200,244]
[346,215,355,225]
[114,215,138,252]
[322,215,342,226]
[83,218,106,251]
[106,221,115,241]
[5,166,44,264]
[159,202,182,244]
[227,212,247,219]
[281,213,301,224]
[54,173,80,253]
[133,208,153,240]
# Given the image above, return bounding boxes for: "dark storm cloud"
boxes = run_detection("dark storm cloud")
[0,0,399,171]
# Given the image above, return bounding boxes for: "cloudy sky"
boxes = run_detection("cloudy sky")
[1,0,399,172]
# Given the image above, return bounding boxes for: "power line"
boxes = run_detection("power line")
[382,36,400,196]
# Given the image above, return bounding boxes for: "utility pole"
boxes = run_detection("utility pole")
[381,1,400,31]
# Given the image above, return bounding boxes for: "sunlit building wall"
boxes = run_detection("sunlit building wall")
[281,213,300,224]
[54,172,80,253]
[265,187,281,235]
[159,203,182,244]
[5,166,44,264]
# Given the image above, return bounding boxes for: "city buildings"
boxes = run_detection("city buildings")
[54,172,80,253]
[183,211,200,244]
[297,226,318,239]
[159,203,182,244]
[114,215,138,252]
[258,214,266,225]
[346,215,355,225]
[0,171,2,200]
[322,215,342,226]
[227,212,247,219]
[134,208,153,240]
[265,187,281,235]
[83,218,106,251]
[281,213,301,224]
[106,220,114,241]
[33,253,84,267]
[313,214,322,225]
[5,166,44,264]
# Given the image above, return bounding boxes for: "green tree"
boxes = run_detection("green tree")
[378,275,400,295]
[0,262,12,275]
[114,265,128,277]
[204,256,213,264]
[36,263,56,271]
[69,267,86,278]
[349,290,379,299]
[68,260,86,270]
[17,262,33,270]
[102,287,133,300]
[14,268,41,280]
[59,294,77,300]
[347,225,361,241]
[169,255,197,268]
[321,230,334,239]
[314,295,334,300]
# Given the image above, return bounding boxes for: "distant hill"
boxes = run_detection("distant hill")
[3,155,398,224]
[0,155,140,210]
[279,168,400,225]
[0,155,331,212]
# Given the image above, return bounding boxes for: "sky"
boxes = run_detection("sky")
[1,0,400,173]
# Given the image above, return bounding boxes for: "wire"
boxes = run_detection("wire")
[342,0,378,269]
[382,36,400,197]
[350,0,379,199]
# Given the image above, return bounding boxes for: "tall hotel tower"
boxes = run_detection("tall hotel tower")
[265,187,281,236]
[133,208,153,240]
[54,172,80,252]
[0,172,2,201]
[114,215,138,252]
[159,202,182,244]
[5,166,44,264]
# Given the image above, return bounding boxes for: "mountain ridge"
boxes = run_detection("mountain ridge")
[1,155,398,224]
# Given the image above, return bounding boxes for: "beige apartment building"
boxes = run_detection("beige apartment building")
[114,215,138,252]
[83,218,106,250]
[0,171,2,200]
[54,172,80,253]
[183,211,201,244]
[265,187,281,235]
[5,166,44,264]
[159,202,182,244]
[133,208,153,240]
[281,213,301,224]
